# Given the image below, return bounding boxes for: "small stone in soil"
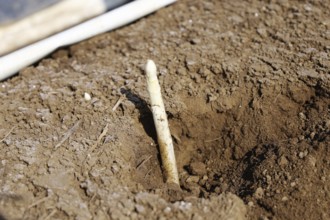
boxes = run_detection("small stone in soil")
[188,162,207,176]
[135,204,145,213]
[254,187,264,199]
[84,92,91,101]
[186,176,200,183]
[278,156,288,166]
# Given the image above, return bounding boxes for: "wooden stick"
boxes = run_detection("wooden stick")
[145,60,180,186]
[136,155,152,169]
[112,95,125,112]
[81,123,109,174]
[0,126,15,142]
[44,209,57,220]
[27,196,50,209]
[55,120,80,149]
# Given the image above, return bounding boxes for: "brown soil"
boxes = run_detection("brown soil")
[1,0,329,219]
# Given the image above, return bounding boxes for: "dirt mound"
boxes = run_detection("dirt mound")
[0,0,329,219]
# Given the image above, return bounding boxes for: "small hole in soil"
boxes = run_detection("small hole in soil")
[132,83,327,206]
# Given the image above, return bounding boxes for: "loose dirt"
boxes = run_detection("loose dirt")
[0,0,329,219]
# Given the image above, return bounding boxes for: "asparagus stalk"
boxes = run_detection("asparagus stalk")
[145,60,180,186]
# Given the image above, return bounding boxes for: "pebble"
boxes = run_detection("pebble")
[135,204,145,213]
[176,67,187,76]
[309,132,316,139]
[299,112,306,120]
[307,155,316,167]
[214,187,221,194]
[185,55,200,71]
[190,38,201,44]
[257,28,267,38]
[198,66,212,78]
[186,175,200,183]
[278,156,288,166]
[298,135,305,141]
[84,92,91,101]
[207,93,218,102]
[163,207,171,214]
[304,4,312,11]
[198,175,208,185]
[254,187,264,199]
[298,150,308,159]
[188,162,207,176]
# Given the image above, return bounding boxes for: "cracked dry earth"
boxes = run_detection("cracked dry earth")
[0,0,329,219]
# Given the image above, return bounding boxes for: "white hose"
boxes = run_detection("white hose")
[0,0,131,55]
[0,0,176,81]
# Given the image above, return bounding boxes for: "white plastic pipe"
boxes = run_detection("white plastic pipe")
[146,60,180,186]
[0,0,131,55]
[0,0,176,81]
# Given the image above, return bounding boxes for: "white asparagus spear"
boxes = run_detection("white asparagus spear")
[145,60,180,186]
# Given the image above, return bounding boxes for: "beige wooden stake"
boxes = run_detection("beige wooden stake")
[145,60,180,186]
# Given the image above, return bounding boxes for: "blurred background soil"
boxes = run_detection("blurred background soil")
[0,0,329,219]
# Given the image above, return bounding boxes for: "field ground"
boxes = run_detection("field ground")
[0,0,329,219]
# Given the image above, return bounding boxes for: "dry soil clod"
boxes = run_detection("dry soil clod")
[145,59,180,187]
